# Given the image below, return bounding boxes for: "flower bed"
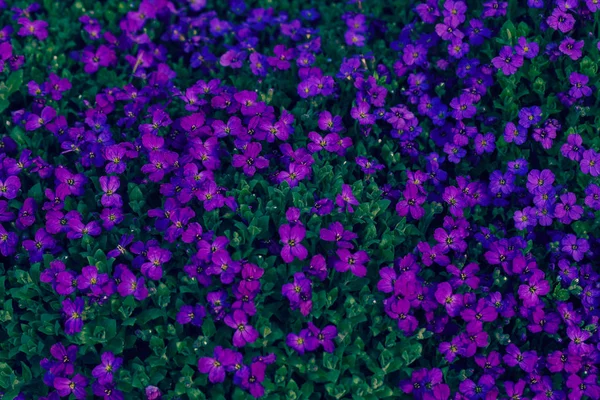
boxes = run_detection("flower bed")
[1,0,599,399]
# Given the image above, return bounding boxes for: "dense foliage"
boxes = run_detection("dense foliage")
[1,0,600,398]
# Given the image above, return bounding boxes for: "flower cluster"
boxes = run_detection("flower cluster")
[3,0,600,398]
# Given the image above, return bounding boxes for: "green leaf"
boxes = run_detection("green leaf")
[129,184,144,202]
[401,342,422,366]
[5,70,23,95]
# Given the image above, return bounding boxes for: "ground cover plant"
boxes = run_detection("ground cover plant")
[0,0,600,398]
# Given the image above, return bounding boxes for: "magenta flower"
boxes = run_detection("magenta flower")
[117,267,148,301]
[492,46,523,75]
[198,346,235,383]
[286,329,319,354]
[319,221,357,249]
[81,45,116,74]
[99,176,122,207]
[559,37,584,60]
[77,265,109,295]
[514,37,539,59]
[581,149,600,176]
[237,362,266,398]
[434,282,463,317]
[207,249,241,284]
[54,374,88,399]
[307,322,338,353]
[55,167,87,197]
[503,344,538,373]
[335,184,359,213]
[92,352,123,385]
[176,304,206,327]
[25,106,56,131]
[279,223,308,263]
[232,142,269,176]
[518,270,550,307]
[224,310,258,347]
[49,343,78,376]
[396,184,426,219]
[141,247,171,280]
[334,249,369,277]
[0,176,21,199]
[17,18,48,40]
[554,192,583,224]
[62,297,85,335]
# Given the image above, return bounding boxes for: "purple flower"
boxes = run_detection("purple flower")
[334,249,369,277]
[569,72,592,99]
[492,46,523,75]
[318,111,344,133]
[62,297,85,335]
[515,37,539,59]
[81,45,116,74]
[559,37,584,60]
[198,346,235,383]
[56,270,78,296]
[526,169,555,195]
[450,94,476,120]
[355,156,384,175]
[561,234,589,262]
[17,18,48,40]
[335,184,360,213]
[67,218,101,240]
[547,8,575,32]
[92,382,124,400]
[77,265,109,295]
[403,44,427,66]
[307,322,337,353]
[141,247,171,280]
[55,167,87,197]
[396,184,426,220]
[99,176,122,208]
[458,375,497,399]
[518,269,550,307]
[103,145,127,174]
[232,142,269,177]
[22,228,55,262]
[54,374,88,399]
[45,73,71,100]
[581,149,600,176]
[49,342,77,376]
[319,221,357,249]
[267,45,295,70]
[503,344,538,373]
[236,362,266,398]
[282,272,313,316]
[561,134,584,162]
[224,310,259,347]
[504,122,527,145]
[0,223,18,256]
[25,106,56,131]
[145,385,162,400]
[554,192,583,224]
[176,304,206,327]
[117,267,148,301]
[0,176,21,199]
[92,352,123,385]
[567,374,600,399]
[287,329,319,354]
[279,224,308,263]
[518,106,542,129]
[350,101,375,125]
[206,250,242,284]
[435,282,463,317]
[387,298,419,335]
